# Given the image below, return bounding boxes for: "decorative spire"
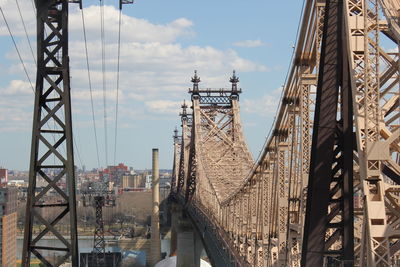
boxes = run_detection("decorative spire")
[230,70,239,95]
[173,127,179,143]
[191,70,201,95]
[180,100,188,122]
[182,100,187,116]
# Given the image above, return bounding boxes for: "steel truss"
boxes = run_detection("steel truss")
[176,101,192,194]
[170,0,400,266]
[302,0,355,265]
[184,71,254,205]
[93,196,106,265]
[22,1,79,266]
[22,1,133,266]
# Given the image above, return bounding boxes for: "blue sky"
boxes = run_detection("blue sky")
[0,0,304,170]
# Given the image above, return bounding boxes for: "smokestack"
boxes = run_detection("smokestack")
[149,148,161,266]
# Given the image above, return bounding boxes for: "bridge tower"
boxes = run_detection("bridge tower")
[184,70,254,205]
[177,101,191,194]
[171,128,181,193]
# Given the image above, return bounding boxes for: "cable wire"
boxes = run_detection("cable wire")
[74,134,84,170]
[100,0,109,167]
[15,0,36,65]
[0,5,35,92]
[81,8,101,168]
[113,9,123,166]
[5,1,65,164]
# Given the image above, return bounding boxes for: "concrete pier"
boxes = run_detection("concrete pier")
[149,148,161,266]
[170,204,179,256]
[176,215,204,267]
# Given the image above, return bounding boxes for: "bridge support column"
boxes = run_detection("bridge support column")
[193,231,203,267]
[170,203,180,256]
[176,215,204,267]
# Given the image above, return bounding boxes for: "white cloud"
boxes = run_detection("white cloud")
[233,40,266,48]
[241,93,280,116]
[0,79,33,131]
[0,4,270,133]
[0,0,36,37]
[69,6,194,44]
[0,79,32,95]
[145,100,182,114]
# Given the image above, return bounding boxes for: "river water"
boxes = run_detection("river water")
[16,236,170,265]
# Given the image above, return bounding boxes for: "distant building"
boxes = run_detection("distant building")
[7,180,27,187]
[122,174,145,189]
[101,163,129,185]
[122,175,134,189]
[145,175,152,189]
[0,169,8,185]
[0,187,17,266]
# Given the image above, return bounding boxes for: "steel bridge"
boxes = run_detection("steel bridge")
[169,0,400,266]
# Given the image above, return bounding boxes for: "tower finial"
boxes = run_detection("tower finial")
[230,70,239,96]
[180,100,188,121]
[191,70,201,96]
[173,127,179,141]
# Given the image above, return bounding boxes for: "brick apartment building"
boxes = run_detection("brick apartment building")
[0,187,17,267]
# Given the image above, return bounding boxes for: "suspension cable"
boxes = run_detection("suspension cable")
[113,9,123,166]
[100,0,109,167]
[74,135,84,170]
[15,0,36,64]
[81,8,101,168]
[0,6,34,92]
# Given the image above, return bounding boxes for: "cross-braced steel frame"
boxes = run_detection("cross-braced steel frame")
[93,196,106,265]
[22,1,133,266]
[22,1,79,266]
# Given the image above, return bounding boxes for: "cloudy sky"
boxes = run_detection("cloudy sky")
[0,0,304,170]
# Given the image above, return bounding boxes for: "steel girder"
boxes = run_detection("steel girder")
[345,0,400,265]
[22,1,79,266]
[301,0,355,265]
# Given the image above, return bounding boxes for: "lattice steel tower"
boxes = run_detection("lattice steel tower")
[93,195,106,264]
[22,0,80,266]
